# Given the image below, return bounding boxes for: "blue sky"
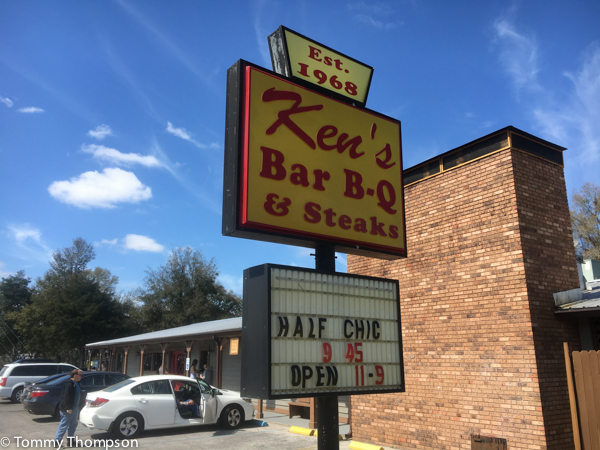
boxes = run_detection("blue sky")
[1,0,599,296]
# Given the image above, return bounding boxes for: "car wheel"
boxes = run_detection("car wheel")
[53,405,61,420]
[220,404,244,429]
[113,412,144,439]
[11,387,24,404]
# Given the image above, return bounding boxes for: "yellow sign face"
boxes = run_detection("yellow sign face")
[240,65,405,256]
[284,29,373,105]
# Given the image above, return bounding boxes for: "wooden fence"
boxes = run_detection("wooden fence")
[565,342,600,450]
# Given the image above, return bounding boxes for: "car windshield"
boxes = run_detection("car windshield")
[103,378,136,392]
[0,366,8,376]
[44,375,70,386]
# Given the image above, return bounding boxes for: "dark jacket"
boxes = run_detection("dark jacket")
[58,379,80,412]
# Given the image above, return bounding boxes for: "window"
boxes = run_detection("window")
[36,365,60,376]
[511,133,563,165]
[152,353,163,371]
[198,379,211,394]
[104,379,136,392]
[46,375,70,386]
[130,380,172,395]
[59,365,74,373]
[80,375,104,387]
[11,366,35,376]
[105,374,128,385]
[11,365,57,376]
[143,353,152,371]
[171,380,201,402]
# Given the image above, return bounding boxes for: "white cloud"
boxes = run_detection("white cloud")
[252,4,273,68]
[493,16,540,92]
[8,224,42,244]
[0,261,12,278]
[88,124,113,140]
[166,121,192,141]
[166,121,200,146]
[355,14,398,30]
[6,224,53,263]
[82,144,162,167]
[115,0,214,85]
[534,42,600,163]
[95,238,118,247]
[0,96,13,107]
[18,106,45,113]
[565,43,600,161]
[48,168,152,209]
[348,1,396,15]
[166,121,219,149]
[491,9,600,186]
[148,139,221,214]
[348,2,401,30]
[123,234,165,252]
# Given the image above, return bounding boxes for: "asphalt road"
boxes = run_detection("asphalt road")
[0,398,364,450]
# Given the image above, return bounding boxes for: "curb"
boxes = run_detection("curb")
[288,427,345,440]
[252,420,269,427]
[289,426,315,436]
[349,442,384,450]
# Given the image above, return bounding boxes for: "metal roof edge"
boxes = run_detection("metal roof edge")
[554,307,600,319]
[85,317,242,348]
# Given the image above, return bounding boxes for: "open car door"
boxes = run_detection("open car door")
[171,380,204,425]
[199,380,218,424]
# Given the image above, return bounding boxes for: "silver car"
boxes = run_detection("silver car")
[0,362,77,403]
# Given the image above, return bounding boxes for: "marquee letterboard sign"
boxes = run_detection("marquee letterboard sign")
[240,264,404,399]
[223,60,406,260]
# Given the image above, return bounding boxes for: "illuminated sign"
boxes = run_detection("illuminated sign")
[268,26,374,107]
[229,338,239,356]
[223,60,406,259]
[240,264,404,399]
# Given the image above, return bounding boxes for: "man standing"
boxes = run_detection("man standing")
[200,364,212,385]
[55,369,82,447]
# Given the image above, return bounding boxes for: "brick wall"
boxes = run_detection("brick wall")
[511,149,581,449]
[347,148,580,449]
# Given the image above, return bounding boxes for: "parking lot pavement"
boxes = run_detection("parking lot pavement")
[0,399,395,450]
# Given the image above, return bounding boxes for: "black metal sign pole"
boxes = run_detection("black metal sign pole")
[314,244,340,450]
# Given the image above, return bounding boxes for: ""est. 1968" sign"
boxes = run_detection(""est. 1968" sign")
[223,60,406,259]
[268,26,374,107]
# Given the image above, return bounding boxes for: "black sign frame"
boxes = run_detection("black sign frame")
[240,263,405,400]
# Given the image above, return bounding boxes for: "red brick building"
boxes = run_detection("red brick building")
[347,127,581,450]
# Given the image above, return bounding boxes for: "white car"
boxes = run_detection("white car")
[79,375,255,438]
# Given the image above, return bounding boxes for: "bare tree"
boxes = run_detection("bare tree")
[571,182,600,260]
